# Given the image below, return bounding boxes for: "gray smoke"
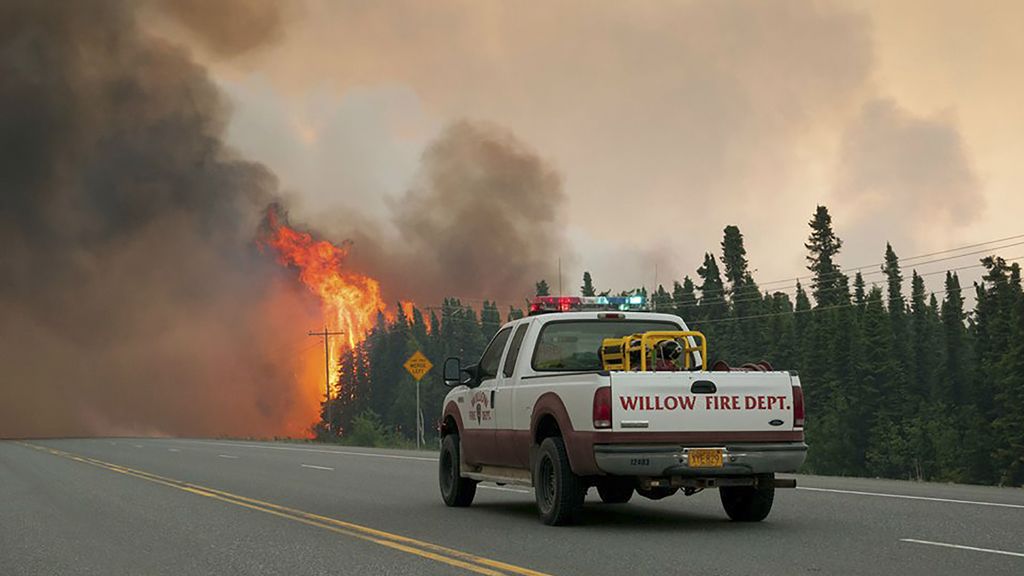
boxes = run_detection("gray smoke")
[398,121,567,302]
[0,1,318,438]
[351,120,569,308]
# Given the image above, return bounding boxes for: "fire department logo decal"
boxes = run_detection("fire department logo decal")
[470,391,490,425]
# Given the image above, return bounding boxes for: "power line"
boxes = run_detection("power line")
[755,232,1024,289]
[696,234,1024,297]
[663,244,1024,312]
[686,255,1022,326]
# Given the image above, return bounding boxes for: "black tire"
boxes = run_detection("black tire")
[534,437,586,525]
[720,474,775,522]
[596,478,634,504]
[439,434,477,507]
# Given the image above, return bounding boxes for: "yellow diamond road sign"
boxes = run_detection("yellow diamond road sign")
[404,351,433,381]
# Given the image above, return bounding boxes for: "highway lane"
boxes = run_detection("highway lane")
[2,439,1022,575]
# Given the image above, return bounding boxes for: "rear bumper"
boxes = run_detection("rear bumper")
[593,442,807,476]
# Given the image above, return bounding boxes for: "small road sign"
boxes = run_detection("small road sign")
[404,350,433,381]
[404,351,433,449]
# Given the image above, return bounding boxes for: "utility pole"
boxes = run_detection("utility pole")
[309,327,344,435]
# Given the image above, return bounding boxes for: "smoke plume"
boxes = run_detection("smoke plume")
[381,120,567,306]
[0,1,319,438]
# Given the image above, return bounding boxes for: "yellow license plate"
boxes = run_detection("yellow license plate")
[687,448,723,468]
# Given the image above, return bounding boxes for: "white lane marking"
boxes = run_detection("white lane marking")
[132,444,143,448]
[479,485,531,494]
[797,486,1024,509]
[168,448,180,452]
[300,464,335,471]
[901,539,1024,558]
[217,454,239,459]
[177,440,438,462]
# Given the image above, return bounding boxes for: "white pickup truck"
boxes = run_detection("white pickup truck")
[438,303,806,525]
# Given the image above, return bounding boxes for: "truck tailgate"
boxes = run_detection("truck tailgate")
[609,371,796,433]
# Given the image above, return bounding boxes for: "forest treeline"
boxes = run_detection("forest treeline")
[321,206,1024,486]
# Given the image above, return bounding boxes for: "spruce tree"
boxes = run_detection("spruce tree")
[653,284,671,311]
[673,277,698,320]
[480,300,502,341]
[940,272,969,404]
[535,280,550,296]
[720,225,750,296]
[805,206,845,307]
[581,272,596,297]
[883,244,905,315]
[880,243,911,412]
[861,286,902,477]
[696,253,729,355]
[720,226,763,360]
[853,271,866,309]
[697,253,727,320]
[909,271,933,400]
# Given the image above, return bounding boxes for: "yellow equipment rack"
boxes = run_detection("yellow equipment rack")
[600,331,707,372]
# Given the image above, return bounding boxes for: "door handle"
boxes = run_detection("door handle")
[490,390,495,407]
[691,380,717,394]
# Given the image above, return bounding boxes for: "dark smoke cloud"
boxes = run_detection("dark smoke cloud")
[0,1,318,438]
[345,120,569,308]
[832,98,982,257]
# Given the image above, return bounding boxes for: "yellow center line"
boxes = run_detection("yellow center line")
[18,442,551,576]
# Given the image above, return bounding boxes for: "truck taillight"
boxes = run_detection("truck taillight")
[593,386,612,429]
[792,385,805,428]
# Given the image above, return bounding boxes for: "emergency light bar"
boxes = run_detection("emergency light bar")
[528,295,647,315]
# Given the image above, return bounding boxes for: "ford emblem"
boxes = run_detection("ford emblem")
[769,419,784,427]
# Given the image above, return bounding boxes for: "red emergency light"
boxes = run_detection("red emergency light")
[529,296,581,314]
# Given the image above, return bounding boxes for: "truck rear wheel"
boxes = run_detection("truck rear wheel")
[439,434,477,507]
[534,437,585,525]
[596,478,634,504]
[720,474,775,522]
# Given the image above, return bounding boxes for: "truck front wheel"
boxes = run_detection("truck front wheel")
[439,434,477,507]
[534,437,585,525]
[720,474,775,521]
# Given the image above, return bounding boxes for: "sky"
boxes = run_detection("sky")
[158,0,1023,305]
[3,0,1022,439]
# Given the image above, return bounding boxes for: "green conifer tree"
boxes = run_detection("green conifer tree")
[581,272,596,297]
[805,206,845,307]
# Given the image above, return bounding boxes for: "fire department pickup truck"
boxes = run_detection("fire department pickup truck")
[438,296,806,525]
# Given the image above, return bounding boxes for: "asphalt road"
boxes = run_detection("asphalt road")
[2,439,1022,575]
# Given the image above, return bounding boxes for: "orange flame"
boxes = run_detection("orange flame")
[400,300,416,323]
[261,208,395,392]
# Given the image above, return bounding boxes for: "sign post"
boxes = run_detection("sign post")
[403,350,433,449]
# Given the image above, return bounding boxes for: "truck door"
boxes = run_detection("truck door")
[493,322,530,467]
[463,326,513,466]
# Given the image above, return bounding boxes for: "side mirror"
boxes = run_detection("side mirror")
[443,357,463,387]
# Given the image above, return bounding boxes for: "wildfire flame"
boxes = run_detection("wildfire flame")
[261,207,394,391]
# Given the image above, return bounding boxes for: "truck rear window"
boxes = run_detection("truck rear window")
[531,320,681,371]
